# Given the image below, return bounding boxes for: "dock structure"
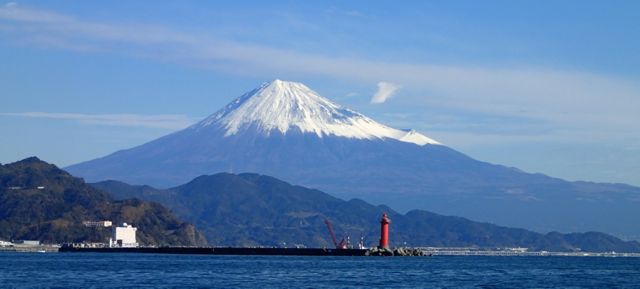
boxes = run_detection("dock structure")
[59,245,369,256]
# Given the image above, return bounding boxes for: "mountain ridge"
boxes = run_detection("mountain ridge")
[92,173,640,252]
[66,80,640,240]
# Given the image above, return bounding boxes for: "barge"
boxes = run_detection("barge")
[59,245,368,256]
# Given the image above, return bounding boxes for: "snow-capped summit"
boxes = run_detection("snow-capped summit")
[194,79,439,146]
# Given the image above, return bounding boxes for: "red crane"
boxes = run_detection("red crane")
[324,219,348,249]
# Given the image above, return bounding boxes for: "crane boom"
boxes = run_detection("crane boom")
[324,219,339,248]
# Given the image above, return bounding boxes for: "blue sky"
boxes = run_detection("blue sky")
[1,0,639,186]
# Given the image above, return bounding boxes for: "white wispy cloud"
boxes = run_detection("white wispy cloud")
[371,81,401,104]
[0,5,638,142]
[345,92,359,97]
[0,112,197,129]
[325,7,366,18]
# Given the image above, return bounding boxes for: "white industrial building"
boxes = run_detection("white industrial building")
[109,223,138,248]
[16,240,40,246]
[83,220,113,227]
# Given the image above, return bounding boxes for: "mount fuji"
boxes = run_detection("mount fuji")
[67,80,640,239]
[196,79,438,145]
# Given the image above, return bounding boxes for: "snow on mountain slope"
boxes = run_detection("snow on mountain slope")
[194,79,440,146]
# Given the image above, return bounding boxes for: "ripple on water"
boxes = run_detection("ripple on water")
[1,253,639,288]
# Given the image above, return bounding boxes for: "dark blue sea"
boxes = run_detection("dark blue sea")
[1,252,639,288]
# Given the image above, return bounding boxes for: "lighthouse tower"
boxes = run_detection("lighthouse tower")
[379,213,391,249]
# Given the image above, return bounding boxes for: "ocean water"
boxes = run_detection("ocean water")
[1,252,639,288]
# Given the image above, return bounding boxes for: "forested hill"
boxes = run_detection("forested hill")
[0,157,207,246]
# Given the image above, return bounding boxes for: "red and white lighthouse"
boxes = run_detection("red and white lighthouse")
[379,213,391,249]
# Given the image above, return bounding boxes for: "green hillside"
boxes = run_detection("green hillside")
[0,157,207,246]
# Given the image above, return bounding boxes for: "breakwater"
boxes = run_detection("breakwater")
[59,245,369,256]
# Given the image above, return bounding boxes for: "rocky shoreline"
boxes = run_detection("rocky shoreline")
[366,247,430,256]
